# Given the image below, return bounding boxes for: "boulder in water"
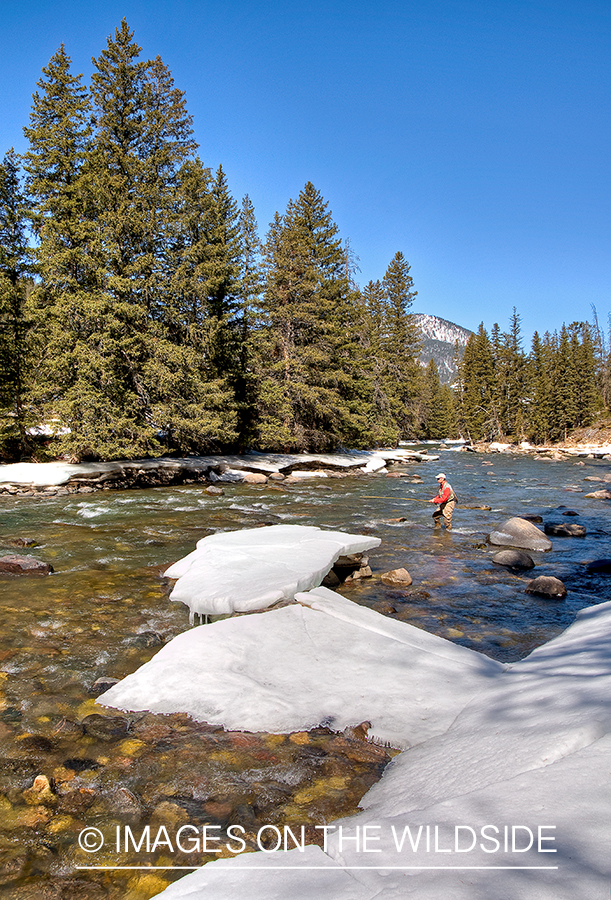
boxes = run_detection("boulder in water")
[585,489,611,500]
[586,559,611,574]
[380,567,413,586]
[525,576,567,599]
[544,522,587,537]
[488,517,552,551]
[0,554,53,575]
[491,549,535,570]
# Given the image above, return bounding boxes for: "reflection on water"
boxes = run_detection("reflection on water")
[0,446,609,897]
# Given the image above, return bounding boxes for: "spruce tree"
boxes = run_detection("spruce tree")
[360,279,399,445]
[0,150,31,456]
[419,359,457,439]
[459,324,498,441]
[380,251,421,437]
[255,183,359,450]
[497,309,527,438]
[22,45,105,459]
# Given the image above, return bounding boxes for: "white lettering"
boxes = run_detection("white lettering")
[538,826,557,852]
[480,825,500,853]
[226,825,246,854]
[454,826,477,853]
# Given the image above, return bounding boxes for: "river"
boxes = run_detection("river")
[0,445,609,898]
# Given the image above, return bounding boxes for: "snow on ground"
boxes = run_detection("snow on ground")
[101,587,501,746]
[133,596,611,900]
[164,525,381,618]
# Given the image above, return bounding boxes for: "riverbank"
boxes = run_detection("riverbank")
[0,449,438,496]
[2,436,611,497]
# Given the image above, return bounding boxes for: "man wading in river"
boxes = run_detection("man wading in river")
[429,473,456,530]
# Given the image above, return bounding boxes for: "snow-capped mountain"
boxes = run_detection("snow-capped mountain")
[412,313,472,383]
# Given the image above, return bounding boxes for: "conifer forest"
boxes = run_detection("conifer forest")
[0,21,608,461]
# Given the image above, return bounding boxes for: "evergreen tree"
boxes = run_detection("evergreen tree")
[526,330,553,443]
[419,359,457,439]
[21,45,104,459]
[235,193,263,446]
[0,150,31,455]
[360,279,399,445]
[497,309,528,438]
[459,323,498,441]
[380,251,421,437]
[255,183,360,450]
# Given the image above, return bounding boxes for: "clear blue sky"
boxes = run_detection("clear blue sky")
[1,0,610,342]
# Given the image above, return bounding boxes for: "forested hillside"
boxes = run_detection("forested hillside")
[0,22,608,461]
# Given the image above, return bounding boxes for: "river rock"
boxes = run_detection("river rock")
[520,514,543,523]
[491,550,535,570]
[23,775,56,807]
[88,677,120,696]
[562,510,579,516]
[488,517,552,551]
[344,566,373,583]
[0,554,53,575]
[544,522,587,537]
[321,570,341,588]
[82,713,131,741]
[380,567,413,586]
[204,485,224,495]
[586,559,611,574]
[525,576,567,599]
[127,631,165,649]
[242,472,268,484]
[585,489,611,499]
[6,538,37,548]
[108,786,144,822]
[584,475,604,481]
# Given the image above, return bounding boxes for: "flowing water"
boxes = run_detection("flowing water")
[0,447,609,898]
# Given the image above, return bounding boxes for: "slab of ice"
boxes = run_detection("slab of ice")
[101,587,502,747]
[164,525,381,617]
[151,600,611,900]
[155,844,371,900]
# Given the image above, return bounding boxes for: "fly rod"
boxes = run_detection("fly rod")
[361,496,491,510]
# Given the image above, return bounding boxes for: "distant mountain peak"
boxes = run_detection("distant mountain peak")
[412,313,472,383]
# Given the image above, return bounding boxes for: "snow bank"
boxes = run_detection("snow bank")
[147,599,611,900]
[101,587,501,746]
[164,525,381,618]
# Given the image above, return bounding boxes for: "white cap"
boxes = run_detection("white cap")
[436,473,446,480]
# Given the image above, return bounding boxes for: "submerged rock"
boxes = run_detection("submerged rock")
[586,559,611,574]
[544,522,587,537]
[525,575,567,599]
[82,713,131,741]
[488,517,552,551]
[491,549,535,570]
[0,554,53,575]
[585,489,611,499]
[88,677,120,696]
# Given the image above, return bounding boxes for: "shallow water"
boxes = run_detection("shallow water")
[0,447,609,897]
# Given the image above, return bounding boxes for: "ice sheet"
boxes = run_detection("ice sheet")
[101,588,501,747]
[164,525,381,616]
[146,599,611,900]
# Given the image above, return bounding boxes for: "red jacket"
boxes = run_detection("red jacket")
[433,482,454,504]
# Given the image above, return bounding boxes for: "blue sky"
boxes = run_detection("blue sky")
[1,0,610,342]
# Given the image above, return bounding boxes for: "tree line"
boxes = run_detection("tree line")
[455,311,607,444]
[0,21,608,461]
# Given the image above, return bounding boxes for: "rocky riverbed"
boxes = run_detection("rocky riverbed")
[0,445,609,898]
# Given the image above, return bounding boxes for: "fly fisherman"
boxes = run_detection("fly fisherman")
[429,473,456,530]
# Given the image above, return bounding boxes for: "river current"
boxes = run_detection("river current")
[0,445,609,898]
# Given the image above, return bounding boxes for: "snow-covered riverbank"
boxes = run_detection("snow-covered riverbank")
[136,595,611,900]
[96,522,611,900]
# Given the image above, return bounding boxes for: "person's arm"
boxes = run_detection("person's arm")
[432,484,451,504]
